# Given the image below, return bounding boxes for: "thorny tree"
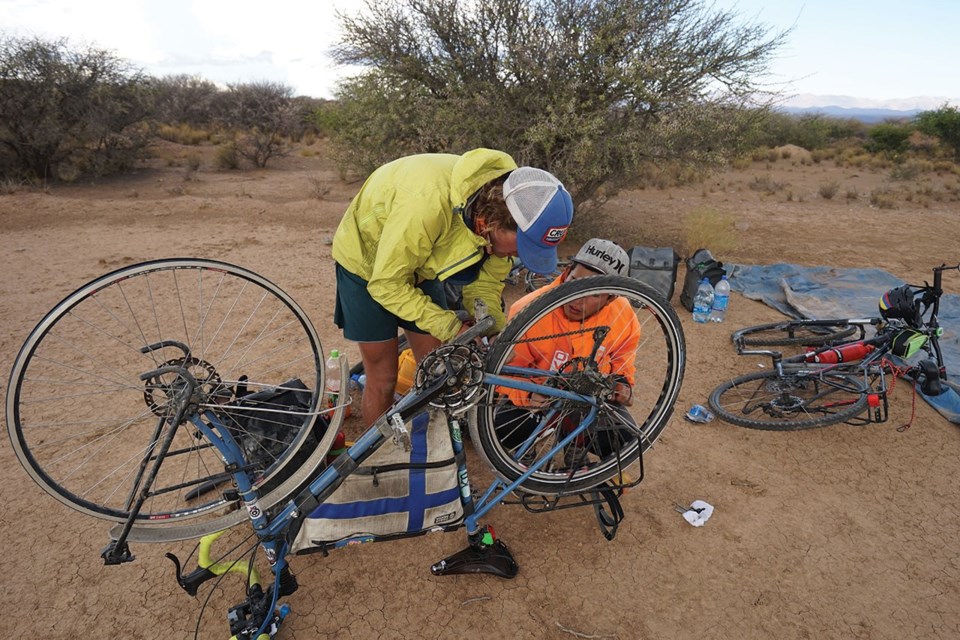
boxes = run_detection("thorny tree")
[219,81,299,168]
[329,0,788,207]
[0,36,153,181]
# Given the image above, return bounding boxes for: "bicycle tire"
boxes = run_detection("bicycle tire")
[6,259,331,532]
[734,320,858,348]
[708,369,870,430]
[469,274,685,495]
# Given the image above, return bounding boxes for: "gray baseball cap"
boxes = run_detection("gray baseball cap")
[570,238,629,277]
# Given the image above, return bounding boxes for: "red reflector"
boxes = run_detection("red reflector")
[867,394,881,407]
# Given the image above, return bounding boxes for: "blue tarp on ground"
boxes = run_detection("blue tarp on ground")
[727,263,960,424]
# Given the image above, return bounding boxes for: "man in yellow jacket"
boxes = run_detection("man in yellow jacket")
[332,148,574,425]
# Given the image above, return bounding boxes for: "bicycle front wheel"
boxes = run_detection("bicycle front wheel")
[708,369,869,430]
[470,275,685,495]
[6,259,328,530]
[734,320,858,348]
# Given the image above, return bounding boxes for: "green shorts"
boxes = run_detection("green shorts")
[334,263,448,342]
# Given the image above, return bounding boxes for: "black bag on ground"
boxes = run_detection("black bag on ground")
[627,246,680,302]
[219,378,328,480]
[679,248,727,311]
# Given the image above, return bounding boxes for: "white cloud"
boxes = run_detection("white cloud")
[4,0,163,62]
[1,0,363,97]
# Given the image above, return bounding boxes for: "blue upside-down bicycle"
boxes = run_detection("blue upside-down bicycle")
[6,258,685,638]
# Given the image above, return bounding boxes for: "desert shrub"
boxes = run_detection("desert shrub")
[866,123,912,155]
[214,141,240,170]
[183,153,201,180]
[867,155,892,170]
[818,181,839,200]
[890,160,932,181]
[817,147,839,162]
[310,99,344,139]
[730,156,751,170]
[152,74,220,126]
[766,149,779,162]
[329,0,788,206]
[916,105,960,160]
[308,176,331,200]
[219,81,298,168]
[0,35,154,181]
[745,111,867,151]
[681,207,739,256]
[869,187,895,209]
[749,174,786,194]
[844,152,872,168]
[632,160,706,191]
[845,187,858,201]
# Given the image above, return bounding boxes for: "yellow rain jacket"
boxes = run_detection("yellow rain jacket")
[332,148,517,342]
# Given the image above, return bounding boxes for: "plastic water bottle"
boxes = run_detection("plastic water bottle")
[692,279,714,323]
[710,275,730,323]
[325,349,342,412]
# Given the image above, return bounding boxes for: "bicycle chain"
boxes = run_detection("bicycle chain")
[504,324,612,345]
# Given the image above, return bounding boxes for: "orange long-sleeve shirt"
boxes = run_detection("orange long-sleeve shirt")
[502,276,641,407]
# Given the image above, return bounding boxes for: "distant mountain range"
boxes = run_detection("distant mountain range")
[778,94,960,123]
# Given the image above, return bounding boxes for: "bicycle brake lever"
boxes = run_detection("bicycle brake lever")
[164,552,216,597]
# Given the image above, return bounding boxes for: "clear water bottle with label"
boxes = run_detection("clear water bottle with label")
[710,275,730,323]
[692,278,714,323]
[325,349,343,413]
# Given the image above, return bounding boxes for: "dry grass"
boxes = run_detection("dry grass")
[748,174,787,194]
[818,180,840,200]
[308,176,331,200]
[157,124,210,146]
[870,186,896,209]
[214,142,241,170]
[681,206,739,257]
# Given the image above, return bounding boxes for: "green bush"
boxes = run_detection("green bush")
[866,123,912,155]
[916,105,960,160]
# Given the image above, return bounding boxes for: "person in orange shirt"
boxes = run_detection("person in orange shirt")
[494,239,640,465]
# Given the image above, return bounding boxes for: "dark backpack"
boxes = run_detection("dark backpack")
[626,246,681,302]
[679,248,727,311]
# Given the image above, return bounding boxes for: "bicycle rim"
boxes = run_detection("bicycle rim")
[735,321,858,348]
[470,275,685,495]
[708,369,869,430]
[6,259,327,527]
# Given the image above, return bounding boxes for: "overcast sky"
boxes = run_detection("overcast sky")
[3,0,959,107]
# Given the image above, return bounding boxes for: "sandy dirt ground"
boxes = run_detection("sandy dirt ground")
[1,143,959,639]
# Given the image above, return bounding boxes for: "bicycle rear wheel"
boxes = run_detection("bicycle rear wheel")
[470,275,685,495]
[734,320,858,348]
[708,369,869,430]
[6,259,328,531]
